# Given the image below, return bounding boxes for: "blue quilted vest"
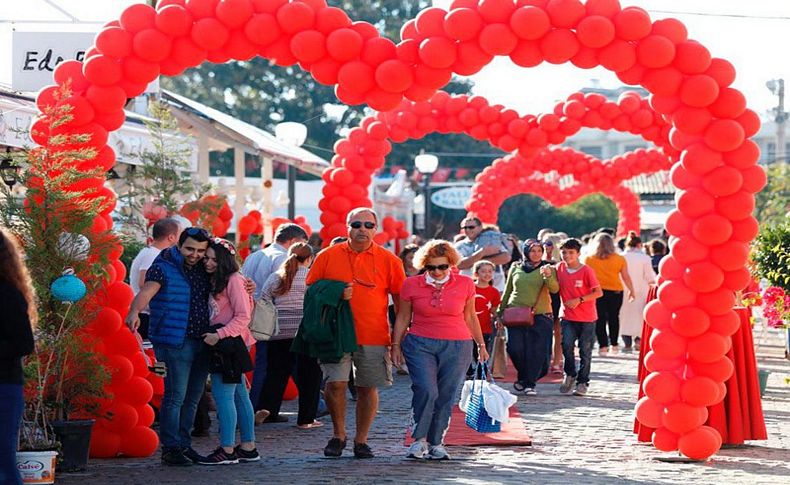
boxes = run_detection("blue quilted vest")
[148,246,192,347]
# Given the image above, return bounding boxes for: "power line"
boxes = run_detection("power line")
[649,9,790,20]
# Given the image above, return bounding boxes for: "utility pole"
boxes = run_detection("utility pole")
[767,79,787,163]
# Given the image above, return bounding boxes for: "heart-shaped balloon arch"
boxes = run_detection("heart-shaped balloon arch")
[31,0,767,461]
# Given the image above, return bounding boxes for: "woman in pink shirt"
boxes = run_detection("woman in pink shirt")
[198,238,258,465]
[392,240,488,461]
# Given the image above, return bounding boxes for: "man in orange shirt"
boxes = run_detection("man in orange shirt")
[306,208,406,459]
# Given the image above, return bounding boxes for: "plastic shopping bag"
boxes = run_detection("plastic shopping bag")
[461,364,517,433]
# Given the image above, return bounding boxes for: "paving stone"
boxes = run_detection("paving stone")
[58,329,790,484]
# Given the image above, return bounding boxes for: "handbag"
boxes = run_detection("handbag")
[249,297,279,341]
[463,364,502,433]
[489,326,508,379]
[502,306,534,327]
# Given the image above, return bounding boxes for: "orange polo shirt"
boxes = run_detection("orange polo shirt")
[306,242,406,346]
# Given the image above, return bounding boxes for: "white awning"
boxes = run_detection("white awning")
[162,90,329,177]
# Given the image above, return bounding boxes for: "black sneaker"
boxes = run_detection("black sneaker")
[353,442,374,459]
[234,446,261,463]
[196,447,239,465]
[161,449,192,466]
[262,414,289,424]
[182,447,202,464]
[323,437,347,457]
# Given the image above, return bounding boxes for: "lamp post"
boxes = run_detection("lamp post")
[1,149,20,189]
[767,79,787,163]
[415,153,439,238]
[275,122,308,220]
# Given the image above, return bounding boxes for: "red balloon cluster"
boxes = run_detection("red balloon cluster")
[180,195,233,236]
[373,216,410,246]
[141,201,167,225]
[467,148,641,235]
[236,212,312,259]
[36,0,765,461]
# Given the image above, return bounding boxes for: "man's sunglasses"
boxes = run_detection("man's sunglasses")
[424,264,450,271]
[349,221,376,229]
[461,225,478,231]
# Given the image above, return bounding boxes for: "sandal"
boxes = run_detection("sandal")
[254,409,270,425]
[296,420,324,430]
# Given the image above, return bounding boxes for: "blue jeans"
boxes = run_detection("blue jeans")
[210,374,256,448]
[154,338,210,451]
[0,384,23,485]
[506,314,553,388]
[561,320,596,385]
[249,341,268,409]
[402,334,473,445]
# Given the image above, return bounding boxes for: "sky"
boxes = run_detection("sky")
[3,0,790,120]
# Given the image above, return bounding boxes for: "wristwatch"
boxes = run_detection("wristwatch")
[579,295,585,303]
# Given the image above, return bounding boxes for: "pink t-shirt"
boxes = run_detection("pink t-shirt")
[556,262,600,323]
[400,273,475,341]
[210,272,255,347]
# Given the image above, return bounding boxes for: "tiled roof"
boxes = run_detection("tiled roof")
[623,171,675,195]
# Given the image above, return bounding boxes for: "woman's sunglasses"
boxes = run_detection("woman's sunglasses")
[349,221,376,229]
[424,264,450,271]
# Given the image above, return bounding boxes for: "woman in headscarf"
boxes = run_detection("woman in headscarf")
[498,240,559,395]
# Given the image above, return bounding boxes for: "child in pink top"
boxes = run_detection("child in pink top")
[200,238,258,465]
[555,238,603,398]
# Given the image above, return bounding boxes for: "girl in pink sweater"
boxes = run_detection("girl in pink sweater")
[198,238,258,465]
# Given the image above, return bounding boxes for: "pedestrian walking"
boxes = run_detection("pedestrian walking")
[556,238,603,397]
[305,208,406,459]
[392,240,489,460]
[196,238,259,465]
[619,232,656,352]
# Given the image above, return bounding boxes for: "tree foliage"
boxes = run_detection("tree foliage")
[497,194,619,240]
[752,220,790,292]
[754,162,789,226]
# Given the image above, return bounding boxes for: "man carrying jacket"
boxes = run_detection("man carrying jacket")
[126,227,212,466]
[305,208,406,459]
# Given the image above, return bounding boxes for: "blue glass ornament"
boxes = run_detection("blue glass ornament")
[50,269,86,303]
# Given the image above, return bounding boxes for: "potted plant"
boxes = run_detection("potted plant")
[751,218,790,395]
[1,87,112,479]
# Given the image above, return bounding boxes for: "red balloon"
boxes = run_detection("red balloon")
[133,29,172,62]
[445,8,483,41]
[697,287,736,316]
[689,357,734,382]
[680,75,720,108]
[577,15,615,48]
[86,307,122,337]
[104,403,139,433]
[117,376,154,406]
[704,120,745,152]
[283,377,299,400]
[678,426,722,461]
[688,332,729,363]
[708,311,741,337]
[54,60,91,92]
[540,29,580,64]
[644,351,684,373]
[644,299,671,330]
[419,37,458,68]
[326,28,364,62]
[155,5,193,37]
[680,376,720,407]
[83,55,123,86]
[613,7,652,41]
[643,371,682,403]
[89,429,122,458]
[216,0,254,29]
[662,402,708,435]
[636,35,676,69]
[546,0,586,28]
[635,396,664,428]
[337,61,375,95]
[670,306,711,338]
[649,328,687,359]
[657,280,696,310]
[479,24,519,56]
[119,426,159,457]
[275,1,315,34]
[673,41,711,74]
[135,404,155,428]
[96,27,134,59]
[653,427,679,452]
[683,261,724,293]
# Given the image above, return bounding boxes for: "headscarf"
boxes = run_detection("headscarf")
[521,239,551,273]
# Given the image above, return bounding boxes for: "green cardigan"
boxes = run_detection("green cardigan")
[291,279,358,363]
[499,264,559,316]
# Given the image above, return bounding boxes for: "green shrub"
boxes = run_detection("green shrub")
[752,219,790,292]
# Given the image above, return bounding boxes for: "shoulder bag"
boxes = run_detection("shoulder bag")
[249,296,279,341]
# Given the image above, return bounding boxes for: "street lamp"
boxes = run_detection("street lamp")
[1,149,20,189]
[275,122,308,220]
[767,79,787,163]
[415,152,439,238]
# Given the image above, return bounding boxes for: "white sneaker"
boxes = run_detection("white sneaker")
[524,388,537,396]
[573,383,588,396]
[428,444,450,460]
[406,440,429,459]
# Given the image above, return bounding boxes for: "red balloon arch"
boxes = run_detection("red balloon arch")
[468,147,643,235]
[33,0,767,461]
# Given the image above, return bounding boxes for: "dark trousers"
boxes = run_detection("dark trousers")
[257,339,323,425]
[0,384,23,485]
[506,314,554,388]
[595,290,624,348]
[249,341,269,411]
[562,320,595,385]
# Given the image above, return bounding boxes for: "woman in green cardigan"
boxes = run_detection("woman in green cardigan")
[499,240,559,395]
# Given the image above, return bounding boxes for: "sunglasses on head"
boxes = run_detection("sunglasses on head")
[542,241,554,247]
[185,227,209,238]
[424,264,450,271]
[349,221,376,229]
[461,225,478,231]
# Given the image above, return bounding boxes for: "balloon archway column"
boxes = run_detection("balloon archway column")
[35,0,766,460]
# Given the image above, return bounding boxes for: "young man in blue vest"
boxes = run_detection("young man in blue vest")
[127,227,213,466]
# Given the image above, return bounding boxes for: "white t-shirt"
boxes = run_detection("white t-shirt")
[129,246,162,313]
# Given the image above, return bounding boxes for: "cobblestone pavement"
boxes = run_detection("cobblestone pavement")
[59,328,789,485]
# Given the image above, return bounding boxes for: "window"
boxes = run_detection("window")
[579,145,603,158]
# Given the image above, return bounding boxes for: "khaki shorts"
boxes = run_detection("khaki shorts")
[320,345,393,388]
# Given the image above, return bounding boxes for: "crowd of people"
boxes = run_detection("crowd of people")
[1,210,667,480]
